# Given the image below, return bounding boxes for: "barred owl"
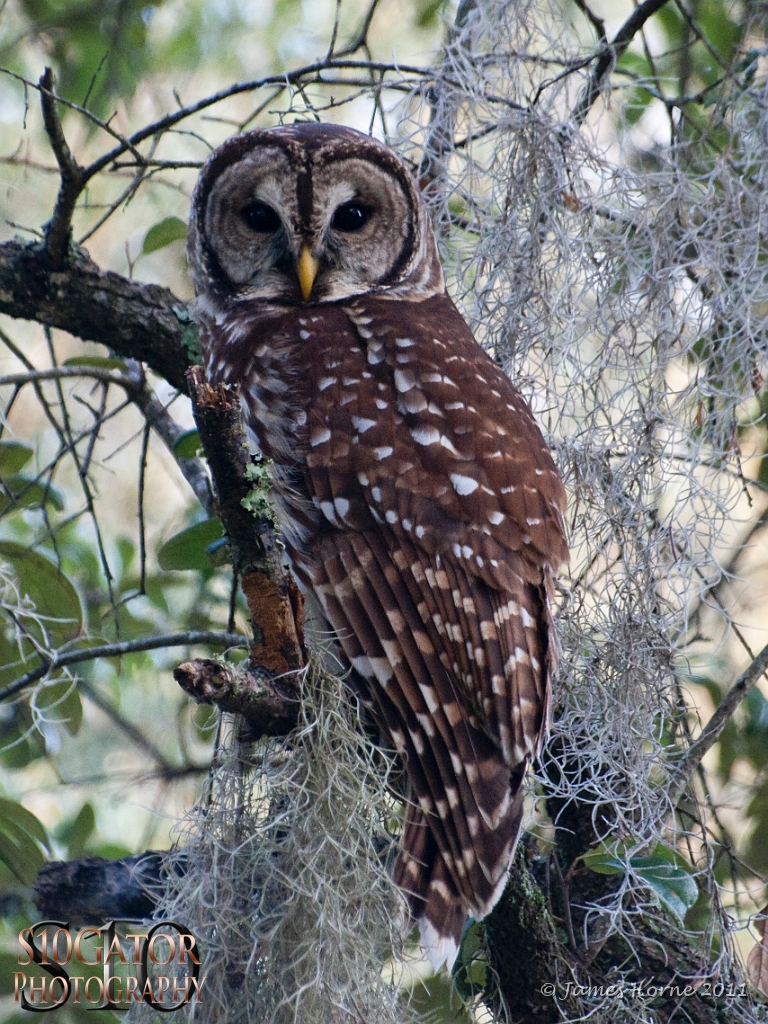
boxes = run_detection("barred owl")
[187,123,568,970]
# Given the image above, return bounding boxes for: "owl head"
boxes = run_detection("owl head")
[187,122,444,306]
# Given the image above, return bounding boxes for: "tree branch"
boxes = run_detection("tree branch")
[38,68,85,266]
[0,631,246,702]
[0,239,193,391]
[570,0,672,129]
[668,639,768,810]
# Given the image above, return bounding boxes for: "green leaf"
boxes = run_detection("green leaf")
[452,920,487,1000]
[158,518,226,571]
[584,842,698,921]
[0,799,50,884]
[0,797,51,851]
[0,442,33,475]
[0,475,65,513]
[62,356,128,371]
[0,827,43,884]
[173,429,202,458]
[57,801,96,858]
[142,216,187,254]
[0,542,83,643]
[582,844,627,875]
[631,855,698,922]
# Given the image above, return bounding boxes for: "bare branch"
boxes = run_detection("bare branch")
[0,631,246,702]
[38,68,85,266]
[570,0,673,129]
[669,641,768,809]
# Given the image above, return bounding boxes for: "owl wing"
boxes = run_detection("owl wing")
[296,295,568,967]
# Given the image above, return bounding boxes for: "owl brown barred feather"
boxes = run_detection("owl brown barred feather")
[187,122,568,971]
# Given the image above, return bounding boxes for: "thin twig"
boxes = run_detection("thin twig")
[668,640,768,810]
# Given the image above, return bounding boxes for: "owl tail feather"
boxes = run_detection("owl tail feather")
[400,772,527,973]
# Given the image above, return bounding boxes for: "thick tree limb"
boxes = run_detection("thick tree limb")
[34,854,169,924]
[0,239,193,391]
[187,368,306,676]
[174,658,300,738]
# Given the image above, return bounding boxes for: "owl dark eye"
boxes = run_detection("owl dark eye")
[240,202,281,233]
[331,202,371,232]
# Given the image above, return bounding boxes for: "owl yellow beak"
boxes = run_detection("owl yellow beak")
[296,245,320,302]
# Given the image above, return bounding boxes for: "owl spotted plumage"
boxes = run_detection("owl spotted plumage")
[188,123,568,970]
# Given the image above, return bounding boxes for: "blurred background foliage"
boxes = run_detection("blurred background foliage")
[0,0,765,1020]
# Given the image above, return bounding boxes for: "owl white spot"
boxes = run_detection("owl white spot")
[450,473,479,496]
[411,425,440,446]
[390,728,407,754]
[480,620,497,641]
[462,545,473,559]
[343,377,360,386]
[488,450,503,459]
[418,684,439,714]
[369,657,393,684]
[444,401,464,411]
[526,517,541,526]
[402,518,412,531]
[394,368,417,392]
[381,638,403,665]
[294,410,307,426]
[521,606,534,628]
[371,485,382,502]
[409,729,425,754]
[415,525,426,539]
[535,468,544,475]
[385,509,398,525]
[298,318,308,326]
[356,325,373,338]
[334,497,350,519]
[375,398,388,410]
[440,435,460,456]
[449,752,464,776]
[368,505,384,524]
[488,510,505,525]
[340,392,356,406]
[452,543,462,558]
[310,426,331,447]
[531,655,540,671]
[326,359,340,369]
[500,484,516,494]
[515,646,530,664]
[522,534,532,544]
[395,337,415,347]
[318,376,336,391]
[476,555,484,567]
[351,655,372,677]
[419,919,459,973]
[320,501,339,524]
[415,712,436,738]
[351,416,376,433]
[299,330,310,340]
[367,349,384,364]
[374,447,393,460]
[492,674,506,696]
[445,786,459,810]
[435,798,449,820]
[357,472,369,486]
